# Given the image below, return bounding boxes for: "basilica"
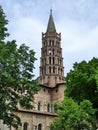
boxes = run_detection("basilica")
[0,10,66,130]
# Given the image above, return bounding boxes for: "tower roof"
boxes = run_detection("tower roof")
[46,9,56,32]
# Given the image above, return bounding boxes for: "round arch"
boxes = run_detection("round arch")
[38,123,42,130]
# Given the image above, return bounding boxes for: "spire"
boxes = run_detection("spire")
[46,9,56,32]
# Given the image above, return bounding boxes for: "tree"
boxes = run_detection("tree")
[0,5,9,42]
[0,5,39,129]
[95,68,98,92]
[65,58,98,118]
[50,97,96,130]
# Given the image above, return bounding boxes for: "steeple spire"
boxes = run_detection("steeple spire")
[46,9,56,32]
[40,10,64,87]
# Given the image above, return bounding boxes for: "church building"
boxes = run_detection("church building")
[0,10,66,130]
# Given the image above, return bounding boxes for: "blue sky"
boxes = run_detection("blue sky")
[1,0,98,78]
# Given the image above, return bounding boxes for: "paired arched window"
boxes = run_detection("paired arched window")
[49,40,54,46]
[47,103,52,112]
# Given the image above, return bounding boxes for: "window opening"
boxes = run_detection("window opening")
[47,104,50,112]
[49,66,51,73]
[23,122,28,130]
[53,57,55,64]
[52,40,54,46]
[49,57,51,64]
[38,102,41,111]
[38,123,42,130]
[49,40,51,46]
[53,49,54,55]
[53,66,55,73]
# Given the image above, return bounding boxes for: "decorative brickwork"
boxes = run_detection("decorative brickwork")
[0,10,66,130]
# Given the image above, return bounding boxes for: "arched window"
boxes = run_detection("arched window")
[38,123,42,130]
[53,57,55,64]
[45,58,46,64]
[41,68,43,75]
[45,49,47,55]
[23,122,28,130]
[53,49,54,55]
[47,103,52,112]
[38,102,41,111]
[59,50,61,56]
[58,58,59,65]
[52,40,54,46]
[56,41,58,46]
[49,66,51,73]
[47,103,50,112]
[49,57,51,64]
[53,66,55,73]
[61,68,63,75]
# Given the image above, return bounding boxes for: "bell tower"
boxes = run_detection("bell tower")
[40,9,64,87]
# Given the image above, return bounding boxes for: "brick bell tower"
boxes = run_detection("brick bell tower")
[40,9,64,87]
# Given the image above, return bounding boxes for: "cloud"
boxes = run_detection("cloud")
[1,0,98,77]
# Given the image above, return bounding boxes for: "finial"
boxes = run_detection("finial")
[50,8,52,15]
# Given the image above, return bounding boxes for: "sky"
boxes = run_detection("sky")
[1,0,98,78]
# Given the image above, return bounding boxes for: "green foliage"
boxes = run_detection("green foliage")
[0,5,9,41]
[51,58,98,129]
[0,5,39,129]
[65,58,98,118]
[50,97,96,130]
[95,69,98,90]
